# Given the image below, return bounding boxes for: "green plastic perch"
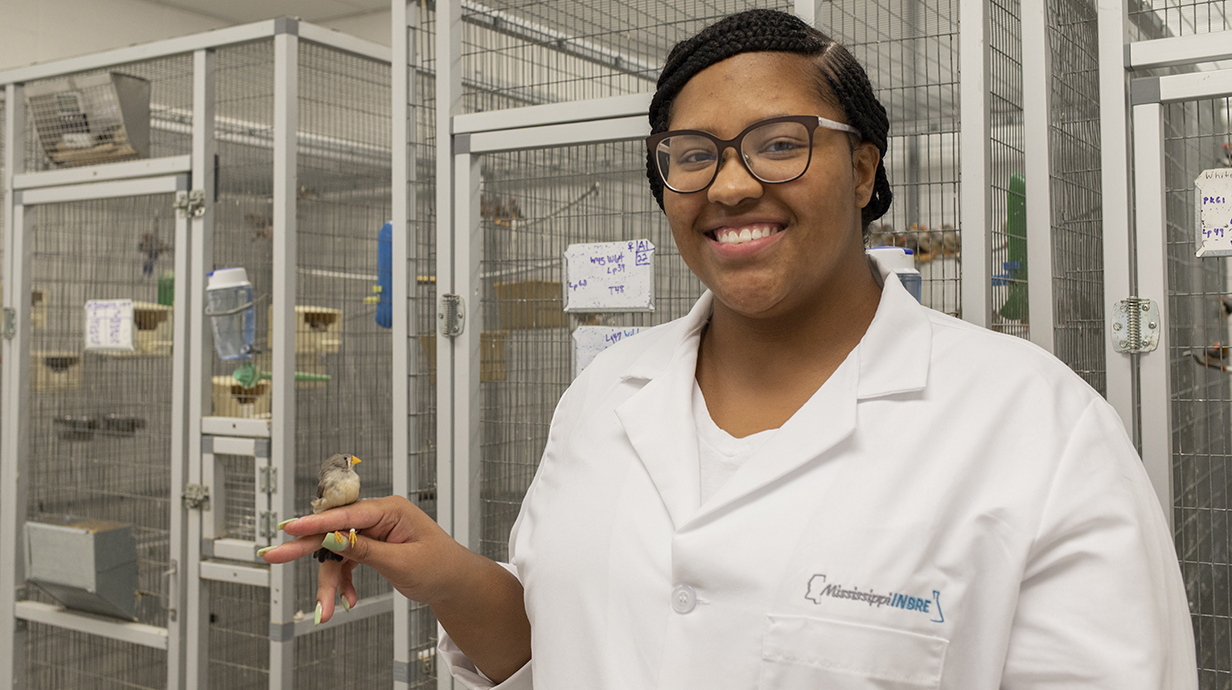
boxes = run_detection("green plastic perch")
[232,362,331,388]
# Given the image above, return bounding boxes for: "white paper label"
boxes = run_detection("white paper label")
[563,240,655,312]
[573,326,644,376]
[84,299,135,351]
[1195,168,1232,257]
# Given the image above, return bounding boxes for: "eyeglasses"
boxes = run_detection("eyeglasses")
[646,115,859,194]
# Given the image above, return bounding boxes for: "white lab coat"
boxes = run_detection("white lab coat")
[441,261,1197,689]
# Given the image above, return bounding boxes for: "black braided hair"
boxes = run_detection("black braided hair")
[647,9,893,233]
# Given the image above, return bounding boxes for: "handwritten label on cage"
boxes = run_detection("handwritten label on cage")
[563,240,655,312]
[1195,169,1232,257]
[84,299,134,351]
[573,326,644,376]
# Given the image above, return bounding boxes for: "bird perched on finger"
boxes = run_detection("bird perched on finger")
[312,453,361,563]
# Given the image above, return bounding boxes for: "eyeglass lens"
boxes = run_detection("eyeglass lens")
[655,120,812,193]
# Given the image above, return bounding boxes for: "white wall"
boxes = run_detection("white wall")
[0,0,392,74]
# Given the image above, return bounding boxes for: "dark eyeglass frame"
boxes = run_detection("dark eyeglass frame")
[646,115,861,194]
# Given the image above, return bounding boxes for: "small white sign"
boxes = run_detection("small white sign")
[573,326,644,376]
[1195,168,1232,257]
[84,299,135,351]
[563,240,655,312]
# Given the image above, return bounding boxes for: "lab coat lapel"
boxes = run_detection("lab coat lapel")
[614,296,711,529]
[687,351,859,527]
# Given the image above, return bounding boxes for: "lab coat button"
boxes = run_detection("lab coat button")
[671,584,696,614]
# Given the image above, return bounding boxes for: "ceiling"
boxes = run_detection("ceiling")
[142,0,390,24]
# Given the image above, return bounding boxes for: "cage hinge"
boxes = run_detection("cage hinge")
[173,189,206,218]
[2,308,15,340]
[259,511,278,539]
[259,466,277,494]
[438,293,465,338]
[1111,297,1161,354]
[182,483,210,510]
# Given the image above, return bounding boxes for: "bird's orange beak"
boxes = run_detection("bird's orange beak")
[350,456,362,465]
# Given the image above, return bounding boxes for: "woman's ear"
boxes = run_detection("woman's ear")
[852,141,879,209]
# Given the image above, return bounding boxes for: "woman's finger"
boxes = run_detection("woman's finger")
[339,560,359,612]
[316,558,343,625]
[278,496,408,538]
[259,534,325,564]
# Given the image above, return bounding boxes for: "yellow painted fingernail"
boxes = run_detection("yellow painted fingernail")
[321,531,346,553]
[276,518,297,531]
[256,546,275,557]
[314,602,322,625]
[340,597,351,613]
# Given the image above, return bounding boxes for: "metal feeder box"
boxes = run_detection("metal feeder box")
[31,351,82,391]
[25,72,151,167]
[268,305,342,355]
[25,518,138,620]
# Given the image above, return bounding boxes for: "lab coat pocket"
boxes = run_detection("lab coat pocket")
[757,614,947,689]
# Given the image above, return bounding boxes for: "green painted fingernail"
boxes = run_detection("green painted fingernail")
[256,546,275,557]
[340,597,351,613]
[314,602,322,625]
[321,531,346,553]
[276,518,297,530]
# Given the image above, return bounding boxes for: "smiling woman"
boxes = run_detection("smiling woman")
[263,9,1198,690]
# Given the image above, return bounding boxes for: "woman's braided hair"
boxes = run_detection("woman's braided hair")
[647,9,893,233]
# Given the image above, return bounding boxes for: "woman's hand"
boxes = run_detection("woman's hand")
[259,495,531,681]
[260,495,468,623]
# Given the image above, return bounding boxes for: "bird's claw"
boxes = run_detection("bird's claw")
[348,529,357,548]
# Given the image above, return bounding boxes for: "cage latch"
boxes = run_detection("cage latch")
[173,189,206,218]
[439,293,465,338]
[182,483,210,510]
[259,466,277,494]
[2,308,15,340]
[259,511,278,539]
[1111,297,1161,354]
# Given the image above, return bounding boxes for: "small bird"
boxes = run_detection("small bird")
[312,454,362,563]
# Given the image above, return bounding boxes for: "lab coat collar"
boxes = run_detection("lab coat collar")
[615,257,933,529]
[616,257,933,398]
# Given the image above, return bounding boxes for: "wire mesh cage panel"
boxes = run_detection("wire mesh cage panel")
[294,613,395,689]
[477,140,704,561]
[988,0,1027,337]
[1047,0,1106,394]
[459,0,793,113]
[207,581,270,690]
[291,42,394,685]
[1163,95,1232,688]
[25,193,177,687]
[28,623,166,689]
[22,54,194,171]
[820,0,962,316]
[1130,0,1232,36]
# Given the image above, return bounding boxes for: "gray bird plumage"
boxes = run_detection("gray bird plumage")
[311,453,361,562]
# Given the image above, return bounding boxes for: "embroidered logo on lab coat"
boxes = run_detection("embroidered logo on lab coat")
[805,574,944,623]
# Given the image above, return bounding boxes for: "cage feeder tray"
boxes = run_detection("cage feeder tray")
[32,351,82,391]
[269,305,342,355]
[25,517,139,620]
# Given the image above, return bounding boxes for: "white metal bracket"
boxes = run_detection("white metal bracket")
[258,511,278,539]
[173,189,206,218]
[1111,297,1161,354]
[439,293,465,337]
[259,466,277,494]
[182,483,210,510]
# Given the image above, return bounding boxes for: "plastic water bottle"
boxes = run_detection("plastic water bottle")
[866,247,922,303]
[205,267,255,360]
